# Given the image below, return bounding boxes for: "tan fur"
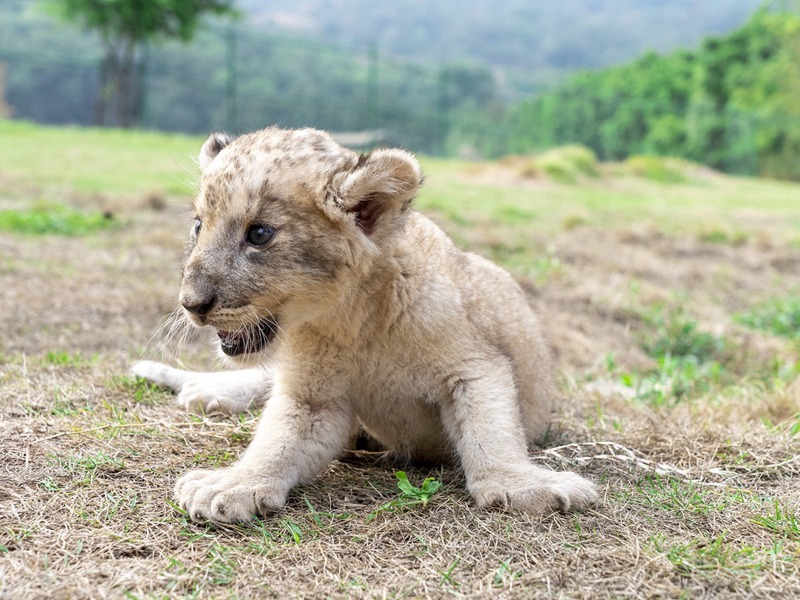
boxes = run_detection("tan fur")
[132,126,597,523]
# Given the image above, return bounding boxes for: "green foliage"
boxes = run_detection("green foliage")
[367,471,442,521]
[506,9,800,179]
[0,203,115,236]
[46,0,237,127]
[739,296,800,340]
[47,0,237,43]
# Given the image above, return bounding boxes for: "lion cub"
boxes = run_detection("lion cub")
[133,126,597,523]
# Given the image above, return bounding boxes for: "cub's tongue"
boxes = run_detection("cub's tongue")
[217,330,242,343]
[217,330,241,356]
[216,318,279,356]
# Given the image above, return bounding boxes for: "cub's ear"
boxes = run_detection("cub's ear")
[199,132,233,170]
[330,148,422,236]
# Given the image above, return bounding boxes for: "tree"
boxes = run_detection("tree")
[49,0,237,128]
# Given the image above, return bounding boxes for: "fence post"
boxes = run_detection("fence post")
[437,67,450,156]
[367,41,379,135]
[137,42,149,128]
[225,24,238,133]
[726,107,758,176]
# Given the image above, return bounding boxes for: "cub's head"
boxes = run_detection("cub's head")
[180,126,422,363]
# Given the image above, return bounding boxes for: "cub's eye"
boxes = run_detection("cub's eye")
[192,219,202,238]
[246,223,274,246]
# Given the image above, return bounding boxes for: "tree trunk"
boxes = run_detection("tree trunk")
[97,36,141,128]
[95,41,119,126]
[116,36,137,128]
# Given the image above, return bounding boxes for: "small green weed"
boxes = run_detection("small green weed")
[628,309,728,404]
[492,557,518,588]
[625,476,738,516]
[439,556,461,588]
[114,374,170,405]
[739,296,800,341]
[38,476,60,492]
[698,227,748,246]
[337,577,367,590]
[367,471,442,522]
[192,449,236,468]
[643,314,725,363]
[651,533,763,575]
[280,518,304,544]
[48,452,126,484]
[44,351,98,367]
[754,500,800,541]
[626,355,725,405]
[0,203,115,236]
[206,542,237,585]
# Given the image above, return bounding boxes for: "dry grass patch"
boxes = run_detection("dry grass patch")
[1,125,799,598]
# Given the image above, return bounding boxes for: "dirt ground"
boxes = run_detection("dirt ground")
[1,164,800,599]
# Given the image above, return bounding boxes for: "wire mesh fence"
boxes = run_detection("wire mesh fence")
[0,0,798,178]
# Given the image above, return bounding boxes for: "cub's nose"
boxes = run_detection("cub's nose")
[181,294,216,317]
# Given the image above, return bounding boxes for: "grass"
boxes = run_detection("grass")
[0,119,201,198]
[44,351,99,367]
[0,203,116,236]
[113,374,172,405]
[2,121,800,598]
[739,295,800,341]
[613,307,733,405]
[421,155,800,244]
[755,501,800,541]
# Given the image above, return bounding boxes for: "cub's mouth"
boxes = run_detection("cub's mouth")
[217,317,279,356]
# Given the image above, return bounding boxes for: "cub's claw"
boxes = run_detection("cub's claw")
[175,467,286,523]
[471,468,598,515]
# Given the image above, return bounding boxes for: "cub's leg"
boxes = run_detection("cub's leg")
[175,392,356,522]
[442,356,597,514]
[131,360,272,414]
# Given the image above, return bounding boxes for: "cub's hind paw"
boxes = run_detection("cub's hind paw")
[471,468,598,515]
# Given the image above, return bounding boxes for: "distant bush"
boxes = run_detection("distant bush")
[515,145,599,183]
[623,155,688,183]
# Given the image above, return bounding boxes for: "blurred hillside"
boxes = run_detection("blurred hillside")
[504,8,800,179]
[239,0,761,96]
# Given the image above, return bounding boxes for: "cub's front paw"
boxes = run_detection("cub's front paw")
[471,468,598,515]
[174,379,238,414]
[175,467,286,523]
